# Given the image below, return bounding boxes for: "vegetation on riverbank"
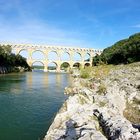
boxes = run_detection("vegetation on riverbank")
[93,32,140,65]
[80,64,112,79]
[80,33,140,78]
[79,62,140,123]
[0,45,30,73]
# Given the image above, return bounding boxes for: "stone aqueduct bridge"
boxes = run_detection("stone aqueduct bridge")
[4,43,102,72]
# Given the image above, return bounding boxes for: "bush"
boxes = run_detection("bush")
[80,67,92,79]
[97,83,107,95]
[123,101,140,123]
[0,45,30,70]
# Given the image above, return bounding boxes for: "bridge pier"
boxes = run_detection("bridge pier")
[44,66,48,72]
[56,65,61,72]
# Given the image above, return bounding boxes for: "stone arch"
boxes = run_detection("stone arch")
[48,62,58,71]
[84,53,90,62]
[32,50,45,60]
[32,61,44,71]
[18,49,28,58]
[61,52,70,61]
[48,51,59,60]
[84,63,90,67]
[73,52,82,61]
[60,62,70,71]
[73,62,81,68]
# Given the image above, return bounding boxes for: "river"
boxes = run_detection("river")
[0,72,71,140]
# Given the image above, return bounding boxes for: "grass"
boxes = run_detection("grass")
[99,101,107,107]
[80,67,92,79]
[123,101,140,124]
[91,64,113,79]
[78,94,88,105]
[80,64,113,80]
[97,83,107,95]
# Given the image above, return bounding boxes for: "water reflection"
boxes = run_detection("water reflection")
[56,74,61,87]
[43,74,49,87]
[0,74,24,94]
[0,72,70,140]
[26,72,33,88]
[26,72,71,89]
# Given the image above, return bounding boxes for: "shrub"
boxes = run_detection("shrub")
[97,83,107,95]
[99,101,106,107]
[123,101,140,123]
[80,67,92,79]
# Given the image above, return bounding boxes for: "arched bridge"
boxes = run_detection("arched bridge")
[2,43,102,72]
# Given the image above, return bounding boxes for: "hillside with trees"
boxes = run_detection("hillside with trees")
[93,33,140,65]
[0,45,30,73]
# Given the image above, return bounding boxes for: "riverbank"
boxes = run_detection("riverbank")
[0,66,30,74]
[44,63,140,140]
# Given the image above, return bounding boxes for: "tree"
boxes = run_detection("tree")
[92,32,140,65]
[0,45,30,69]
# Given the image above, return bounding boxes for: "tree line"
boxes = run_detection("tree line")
[93,32,140,65]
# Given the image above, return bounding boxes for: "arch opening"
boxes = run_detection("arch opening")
[60,62,70,72]
[61,52,70,61]
[84,53,90,62]
[32,61,44,72]
[48,51,58,60]
[32,50,45,60]
[48,62,57,71]
[84,63,90,67]
[73,62,81,69]
[19,49,28,59]
[73,52,81,61]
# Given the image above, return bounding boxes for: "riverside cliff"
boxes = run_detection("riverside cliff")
[44,63,140,140]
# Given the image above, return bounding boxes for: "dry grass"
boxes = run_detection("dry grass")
[80,64,113,80]
[123,101,140,124]
[91,64,113,79]
[78,94,88,105]
[97,83,107,95]
[80,67,92,79]
[99,101,107,107]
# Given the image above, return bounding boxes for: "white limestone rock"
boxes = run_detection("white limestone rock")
[44,63,140,140]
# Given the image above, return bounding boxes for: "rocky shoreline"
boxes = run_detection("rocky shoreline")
[44,63,140,140]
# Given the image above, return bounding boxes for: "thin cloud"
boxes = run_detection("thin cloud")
[0,0,96,48]
[0,17,92,48]
[131,24,140,28]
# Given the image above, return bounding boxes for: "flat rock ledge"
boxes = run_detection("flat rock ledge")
[44,64,140,140]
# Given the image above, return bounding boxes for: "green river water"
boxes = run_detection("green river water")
[0,72,71,140]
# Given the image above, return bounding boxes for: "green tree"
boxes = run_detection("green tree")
[93,32,140,65]
[0,45,30,70]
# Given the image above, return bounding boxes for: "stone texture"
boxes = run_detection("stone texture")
[44,63,140,140]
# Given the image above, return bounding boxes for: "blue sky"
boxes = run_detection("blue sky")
[0,0,140,49]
